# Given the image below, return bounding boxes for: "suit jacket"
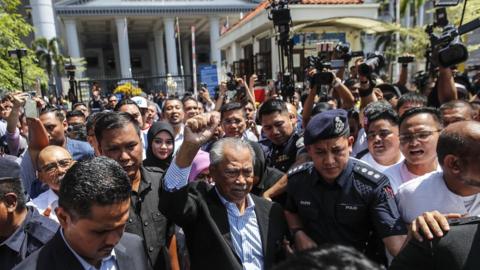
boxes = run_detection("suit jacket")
[159,181,288,270]
[13,230,152,270]
[390,220,480,270]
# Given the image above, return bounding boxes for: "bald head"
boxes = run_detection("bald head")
[437,121,480,166]
[286,102,298,128]
[38,146,71,167]
[37,146,73,192]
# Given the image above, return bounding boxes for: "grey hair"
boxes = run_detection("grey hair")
[210,138,255,167]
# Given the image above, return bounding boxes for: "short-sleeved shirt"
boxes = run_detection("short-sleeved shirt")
[396,171,480,223]
[0,207,58,269]
[384,161,443,194]
[285,159,406,252]
[360,152,404,173]
[259,132,305,173]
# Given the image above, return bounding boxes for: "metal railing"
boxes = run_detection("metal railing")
[76,74,194,102]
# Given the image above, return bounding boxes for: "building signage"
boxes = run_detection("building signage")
[199,65,218,96]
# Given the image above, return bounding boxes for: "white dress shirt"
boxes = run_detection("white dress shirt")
[27,188,59,223]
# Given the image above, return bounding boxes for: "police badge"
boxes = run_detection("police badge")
[334,116,344,134]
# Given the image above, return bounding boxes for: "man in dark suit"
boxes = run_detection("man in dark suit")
[13,156,151,270]
[159,112,289,270]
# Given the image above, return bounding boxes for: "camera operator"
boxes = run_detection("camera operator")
[428,66,458,107]
[66,110,87,142]
[302,68,355,128]
[197,86,215,112]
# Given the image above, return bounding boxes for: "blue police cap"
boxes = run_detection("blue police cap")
[304,109,349,145]
[0,157,21,180]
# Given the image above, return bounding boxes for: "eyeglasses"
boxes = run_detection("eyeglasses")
[40,158,73,173]
[399,130,441,144]
[109,99,117,103]
[367,130,394,140]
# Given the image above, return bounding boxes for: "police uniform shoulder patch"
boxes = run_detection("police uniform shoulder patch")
[287,162,312,177]
[353,162,385,186]
[295,136,304,149]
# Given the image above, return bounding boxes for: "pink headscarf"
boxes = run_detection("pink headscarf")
[188,150,210,182]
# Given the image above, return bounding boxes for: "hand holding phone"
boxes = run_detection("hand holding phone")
[24,98,39,119]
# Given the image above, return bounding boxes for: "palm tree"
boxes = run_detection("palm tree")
[32,37,65,98]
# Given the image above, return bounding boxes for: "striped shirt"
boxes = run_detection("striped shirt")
[164,159,264,270]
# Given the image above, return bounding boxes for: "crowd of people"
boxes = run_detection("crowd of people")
[1,59,480,270]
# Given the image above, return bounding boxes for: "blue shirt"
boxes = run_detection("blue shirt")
[216,189,264,270]
[60,229,118,270]
[164,159,264,270]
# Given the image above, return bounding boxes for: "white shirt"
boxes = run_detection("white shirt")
[27,188,59,223]
[174,124,185,154]
[396,171,480,223]
[360,152,404,173]
[384,161,442,194]
[243,130,258,142]
[141,129,148,160]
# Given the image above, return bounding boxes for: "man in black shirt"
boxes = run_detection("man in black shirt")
[95,112,173,269]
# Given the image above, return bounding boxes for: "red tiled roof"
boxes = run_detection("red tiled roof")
[301,0,363,4]
[222,1,269,35]
[221,0,363,36]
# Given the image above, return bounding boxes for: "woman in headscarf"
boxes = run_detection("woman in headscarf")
[143,121,175,172]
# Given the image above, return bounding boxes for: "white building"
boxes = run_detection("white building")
[217,0,384,85]
[29,0,258,93]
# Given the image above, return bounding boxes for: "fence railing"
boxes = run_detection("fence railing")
[76,74,194,102]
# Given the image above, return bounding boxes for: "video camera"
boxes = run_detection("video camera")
[267,0,296,44]
[67,124,87,142]
[358,52,385,77]
[335,42,364,62]
[426,3,480,68]
[305,42,361,86]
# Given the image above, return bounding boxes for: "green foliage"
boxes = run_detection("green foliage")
[32,37,65,80]
[0,0,47,92]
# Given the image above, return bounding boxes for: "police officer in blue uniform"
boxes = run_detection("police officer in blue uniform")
[0,157,58,269]
[258,99,307,173]
[284,109,407,262]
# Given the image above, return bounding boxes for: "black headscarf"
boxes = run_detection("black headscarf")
[143,121,175,171]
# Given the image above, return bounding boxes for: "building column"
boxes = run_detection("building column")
[154,30,166,76]
[64,19,81,59]
[182,38,191,76]
[253,37,260,55]
[209,16,221,79]
[30,0,57,40]
[164,18,178,75]
[63,19,82,77]
[112,42,121,77]
[271,37,279,78]
[231,41,240,61]
[115,17,132,78]
[148,41,157,75]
